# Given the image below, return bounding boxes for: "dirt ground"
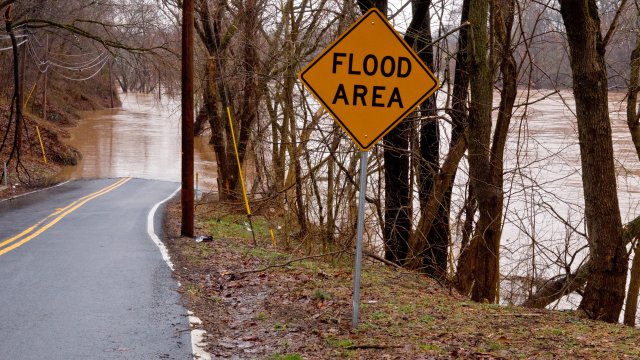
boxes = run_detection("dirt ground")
[0,103,82,201]
[163,199,640,360]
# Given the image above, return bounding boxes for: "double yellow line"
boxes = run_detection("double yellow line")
[0,178,131,257]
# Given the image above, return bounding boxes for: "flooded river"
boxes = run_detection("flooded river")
[58,93,218,192]
[60,90,640,310]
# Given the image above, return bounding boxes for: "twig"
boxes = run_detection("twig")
[364,251,402,269]
[239,250,345,275]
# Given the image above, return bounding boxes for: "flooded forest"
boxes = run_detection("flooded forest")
[2,0,640,327]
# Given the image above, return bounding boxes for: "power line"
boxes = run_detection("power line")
[48,58,109,81]
[0,39,27,52]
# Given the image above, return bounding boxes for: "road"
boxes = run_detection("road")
[0,178,191,359]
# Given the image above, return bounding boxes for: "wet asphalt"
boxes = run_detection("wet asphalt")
[0,178,191,359]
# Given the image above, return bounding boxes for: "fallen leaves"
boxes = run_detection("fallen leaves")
[163,200,640,360]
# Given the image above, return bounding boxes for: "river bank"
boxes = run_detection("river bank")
[0,103,80,200]
[0,83,119,200]
[163,198,640,359]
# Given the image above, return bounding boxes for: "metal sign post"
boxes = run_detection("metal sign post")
[352,150,369,328]
[297,7,440,330]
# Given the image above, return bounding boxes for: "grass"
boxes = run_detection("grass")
[419,343,441,351]
[184,283,203,297]
[167,200,640,359]
[266,354,302,360]
[207,214,271,240]
[312,289,332,301]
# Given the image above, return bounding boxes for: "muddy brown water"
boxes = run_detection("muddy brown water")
[57,93,218,193]
[57,90,640,309]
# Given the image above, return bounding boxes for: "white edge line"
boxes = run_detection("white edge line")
[147,186,179,271]
[147,186,212,360]
[188,312,212,360]
[0,180,71,204]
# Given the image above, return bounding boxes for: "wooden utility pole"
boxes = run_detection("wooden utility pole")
[181,0,195,237]
[15,28,26,152]
[108,59,114,108]
[43,35,48,121]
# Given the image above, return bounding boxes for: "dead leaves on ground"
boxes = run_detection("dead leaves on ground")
[163,201,640,359]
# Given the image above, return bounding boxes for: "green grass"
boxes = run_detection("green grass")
[419,343,441,351]
[420,315,436,323]
[244,247,289,261]
[371,311,387,320]
[312,289,332,301]
[266,353,302,360]
[255,312,268,320]
[185,284,203,297]
[207,215,270,240]
[488,341,509,351]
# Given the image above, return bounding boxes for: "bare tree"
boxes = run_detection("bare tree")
[558,0,629,322]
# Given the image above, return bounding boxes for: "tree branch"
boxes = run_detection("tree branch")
[238,250,345,275]
[602,0,629,49]
[14,19,175,55]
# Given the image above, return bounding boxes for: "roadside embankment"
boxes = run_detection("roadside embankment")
[163,198,640,359]
[0,78,120,200]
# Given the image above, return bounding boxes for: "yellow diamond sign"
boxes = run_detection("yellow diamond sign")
[299,8,439,151]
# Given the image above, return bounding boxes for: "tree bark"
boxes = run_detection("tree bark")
[356,1,412,266]
[558,0,628,322]
[454,0,499,303]
[523,216,640,310]
[624,29,640,327]
[625,241,640,326]
[626,26,640,166]
[402,0,448,279]
[523,260,591,308]
[5,6,24,164]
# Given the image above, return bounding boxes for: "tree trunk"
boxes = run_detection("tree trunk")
[5,9,23,164]
[523,215,640,310]
[402,0,448,279]
[355,1,411,266]
[357,0,387,14]
[625,242,640,326]
[454,0,498,303]
[203,58,233,197]
[383,121,412,264]
[523,260,591,308]
[626,27,640,165]
[624,29,640,327]
[559,0,628,322]
[485,0,517,301]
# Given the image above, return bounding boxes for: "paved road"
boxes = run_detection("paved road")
[0,178,191,359]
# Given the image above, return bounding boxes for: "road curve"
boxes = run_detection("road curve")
[0,178,191,360]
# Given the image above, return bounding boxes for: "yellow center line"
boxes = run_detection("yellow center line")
[0,178,132,256]
[0,177,130,249]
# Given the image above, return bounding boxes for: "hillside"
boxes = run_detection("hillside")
[163,199,640,359]
[0,65,119,199]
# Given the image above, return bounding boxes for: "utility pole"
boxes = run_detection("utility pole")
[108,59,114,108]
[181,0,195,237]
[16,31,26,152]
[43,35,48,121]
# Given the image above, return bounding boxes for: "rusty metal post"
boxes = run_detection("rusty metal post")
[181,0,195,237]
